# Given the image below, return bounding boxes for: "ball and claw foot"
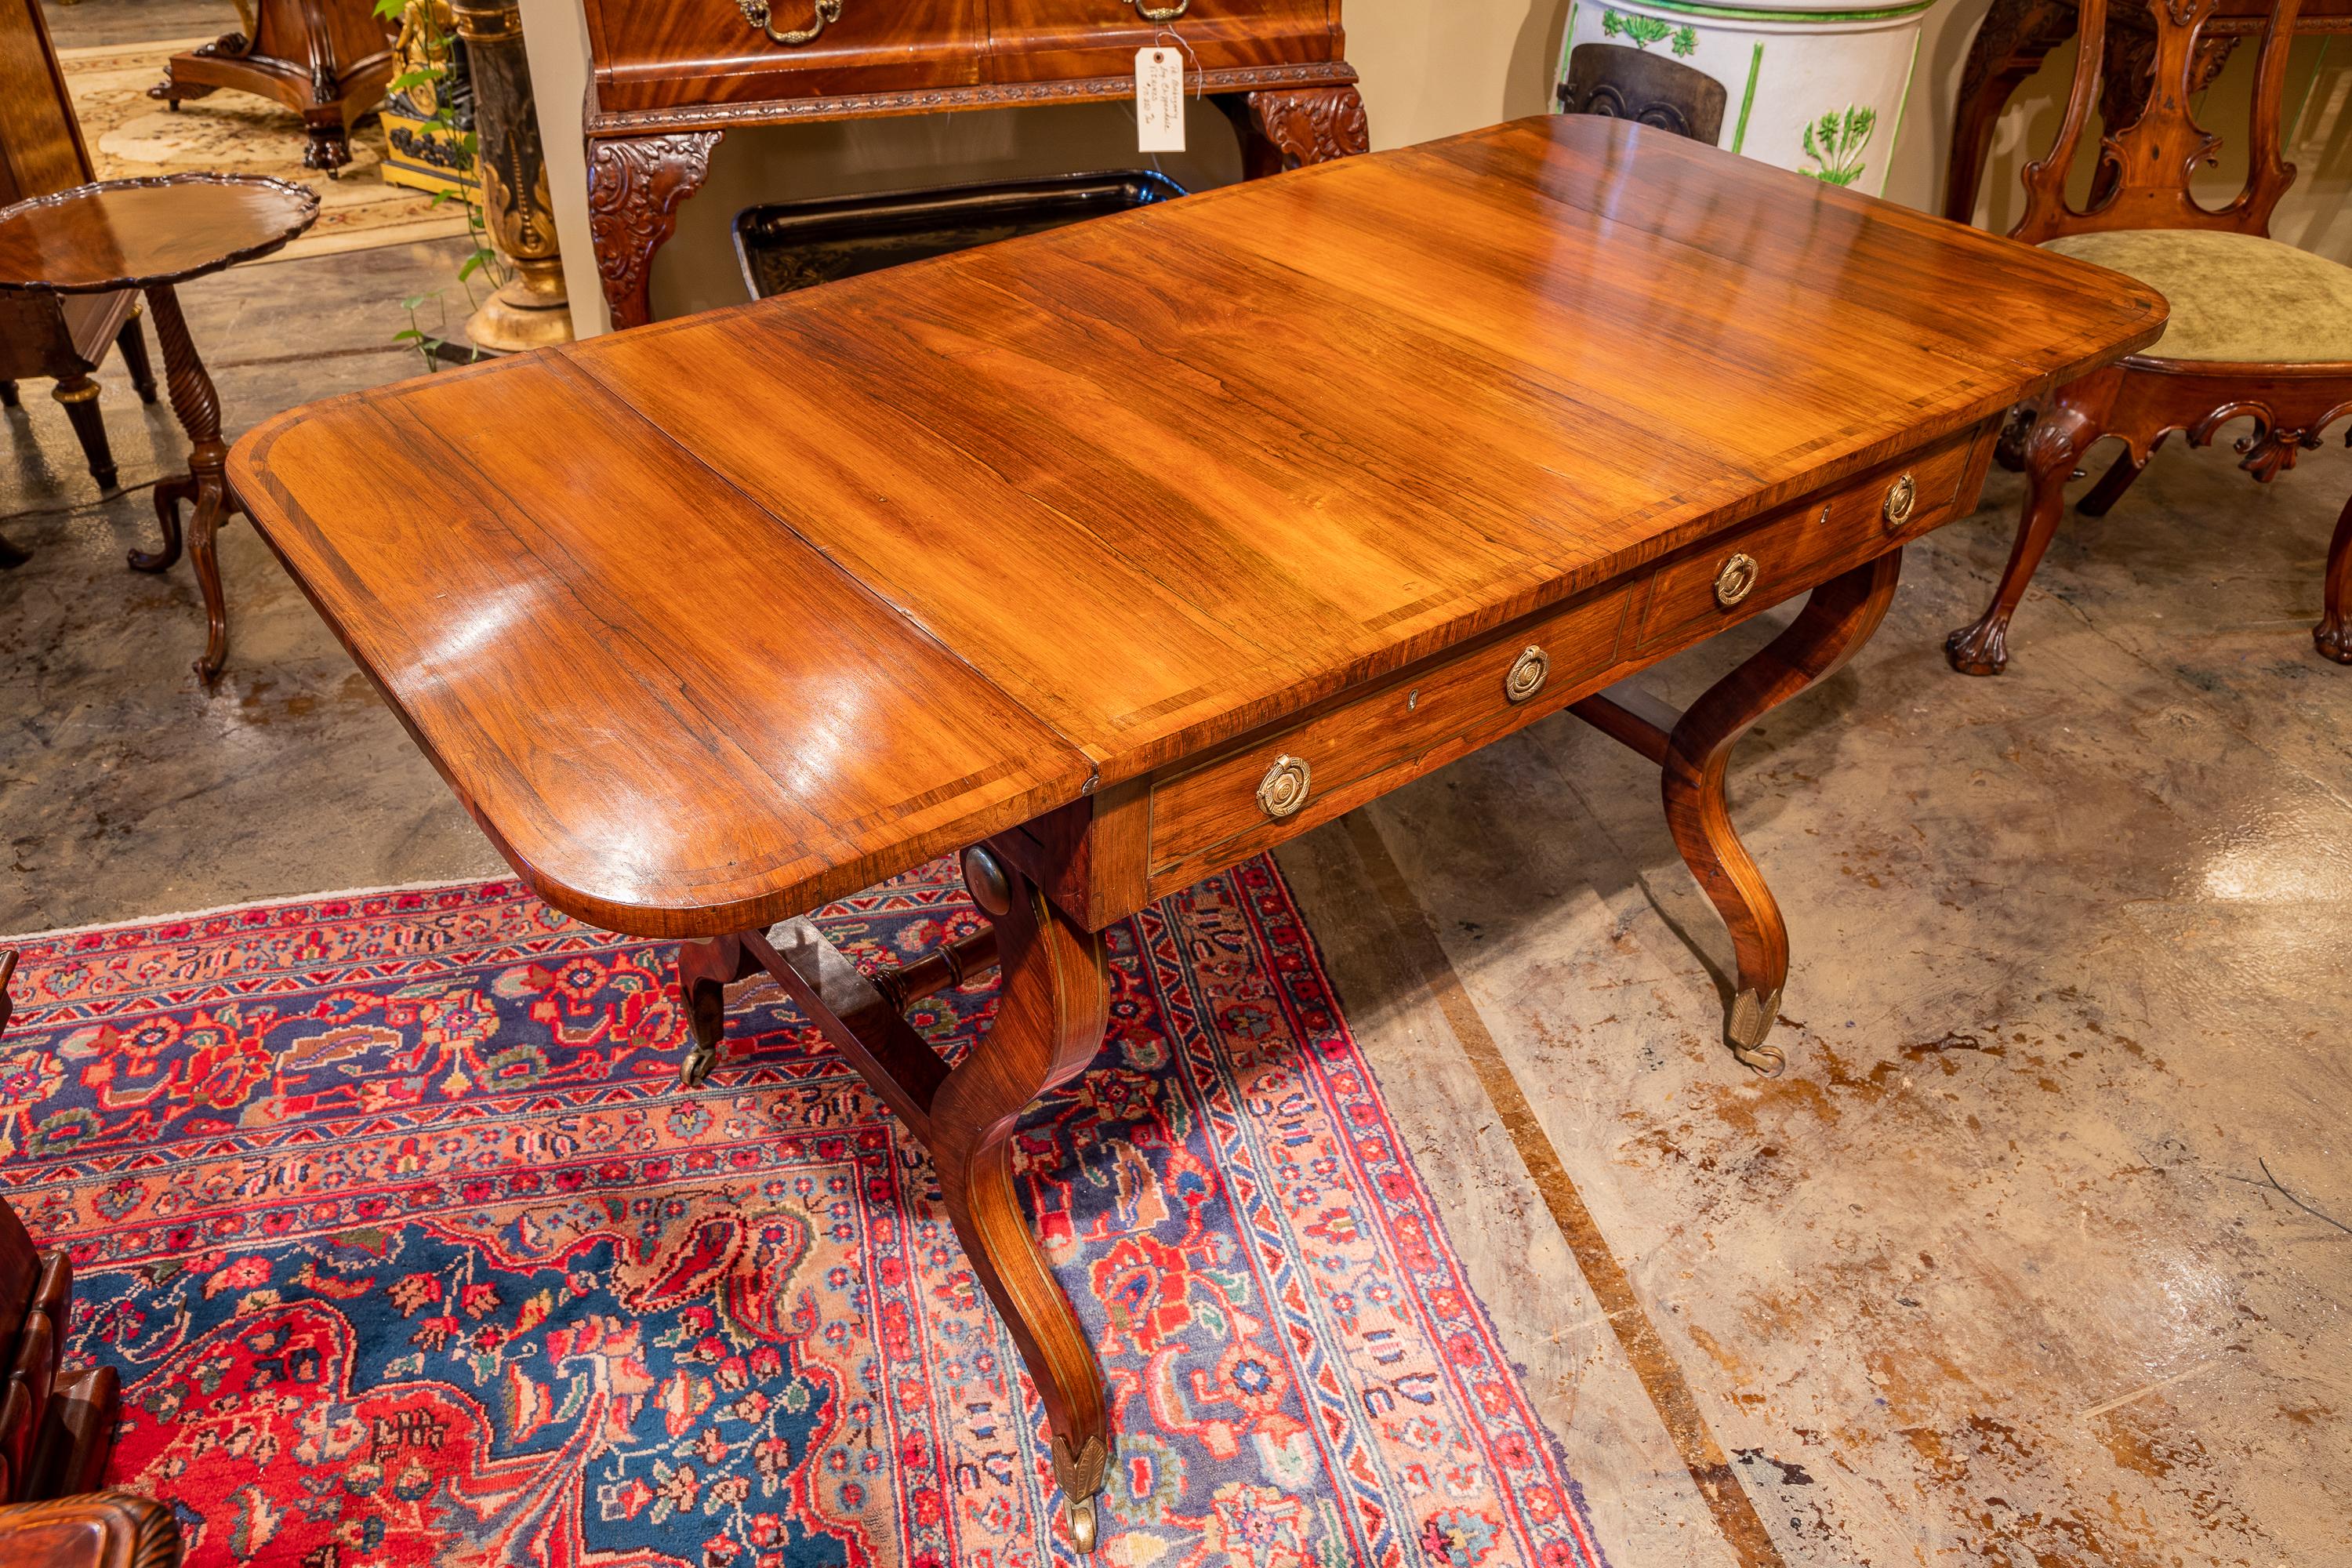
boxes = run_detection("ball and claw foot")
[2318,625,2352,665]
[1944,618,2010,677]
[678,1041,718,1088]
[1726,986,1784,1076]
[1065,1492,1100,1555]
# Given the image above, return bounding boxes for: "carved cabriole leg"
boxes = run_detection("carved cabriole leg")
[2318,488,2352,664]
[1668,553,1904,1071]
[1224,84,1370,180]
[131,475,193,573]
[1947,366,2125,677]
[586,131,722,331]
[143,282,237,686]
[932,844,1112,1552]
[2075,433,2164,517]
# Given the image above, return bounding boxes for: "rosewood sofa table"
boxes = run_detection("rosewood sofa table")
[229,115,2160,1552]
[0,173,318,687]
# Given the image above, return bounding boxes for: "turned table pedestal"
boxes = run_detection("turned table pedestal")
[0,174,318,686]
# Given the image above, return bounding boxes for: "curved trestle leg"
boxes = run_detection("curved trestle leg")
[1569,551,1906,1073]
[2318,488,2352,665]
[1664,551,1905,1073]
[1947,368,2121,677]
[668,848,1111,1551]
[933,847,1112,1552]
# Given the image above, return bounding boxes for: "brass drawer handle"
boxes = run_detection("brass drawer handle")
[1713,552,1759,609]
[1504,644,1549,704]
[1257,753,1311,819]
[1883,470,1917,529]
[738,0,843,46]
[1128,0,1189,18]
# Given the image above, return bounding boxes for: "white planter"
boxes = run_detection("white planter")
[1552,0,1933,198]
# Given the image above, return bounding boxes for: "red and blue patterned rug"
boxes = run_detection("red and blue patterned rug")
[1,856,1604,1567]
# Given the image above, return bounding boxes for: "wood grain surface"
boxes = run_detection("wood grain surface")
[0,176,318,295]
[230,114,2164,939]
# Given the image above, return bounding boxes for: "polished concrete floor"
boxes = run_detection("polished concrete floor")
[3,240,2349,1566]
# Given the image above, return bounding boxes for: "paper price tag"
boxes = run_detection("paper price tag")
[1135,47,1185,152]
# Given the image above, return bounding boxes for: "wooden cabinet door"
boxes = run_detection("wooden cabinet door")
[589,0,989,113]
[986,0,1340,84]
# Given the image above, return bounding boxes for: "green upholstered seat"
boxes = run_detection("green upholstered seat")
[2041,229,2352,365]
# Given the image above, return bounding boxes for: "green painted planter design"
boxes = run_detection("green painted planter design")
[1556,0,1933,200]
[1800,103,1877,185]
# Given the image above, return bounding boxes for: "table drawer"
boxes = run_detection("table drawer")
[1633,429,1980,654]
[590,0,986,111]
[1145,581,1634,895]
[988,0,1338,79]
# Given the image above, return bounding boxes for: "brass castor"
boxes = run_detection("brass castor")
[1065,1491,1100,1554]
[678,1041,718,1087]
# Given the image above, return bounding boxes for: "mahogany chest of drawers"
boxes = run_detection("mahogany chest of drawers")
[579,0,1367,328]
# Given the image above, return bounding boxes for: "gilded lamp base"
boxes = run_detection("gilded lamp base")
[463,260,574,354]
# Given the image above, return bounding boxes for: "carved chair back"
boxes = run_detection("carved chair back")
[2012,0,2303,244]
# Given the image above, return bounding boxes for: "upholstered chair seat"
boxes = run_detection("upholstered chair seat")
[2041,229,2352,365]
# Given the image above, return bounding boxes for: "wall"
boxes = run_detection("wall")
[517,0,2352,339]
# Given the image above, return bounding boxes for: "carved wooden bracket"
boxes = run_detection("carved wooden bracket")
[586,131,723,330]
[2190,394,2352,481]
[1229,85,1370,180]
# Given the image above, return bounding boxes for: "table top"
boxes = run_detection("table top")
[0,174,318,294]
[230,115,2162,940]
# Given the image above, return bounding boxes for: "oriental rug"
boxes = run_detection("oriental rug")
[60,40,473,262]
[0,858,1606,1567]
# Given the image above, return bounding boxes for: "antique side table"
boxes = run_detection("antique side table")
[148,0,398,173]
[580,0,1369,328]
[231,116,2161,1550]
[1945,0,2352,223]
[0,174,318,687]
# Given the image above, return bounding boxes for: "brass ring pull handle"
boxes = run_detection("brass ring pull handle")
[1882,470,1917,529]
[1713,552,1759,609]
[1129,0,1190,18]
[1257,753,1312,819]
[738,0,844,46]
[1504,644,1549,704]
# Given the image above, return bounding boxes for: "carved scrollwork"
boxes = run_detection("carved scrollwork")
[1236,85,1370,178]
[586,131,722,328]
[2188,397,2352,481]
[738,0,843,46]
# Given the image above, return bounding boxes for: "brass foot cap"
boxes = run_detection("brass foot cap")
[1726,987,1784,1076]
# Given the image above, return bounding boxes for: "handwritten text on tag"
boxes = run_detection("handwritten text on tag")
[1135,48,1185,152]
